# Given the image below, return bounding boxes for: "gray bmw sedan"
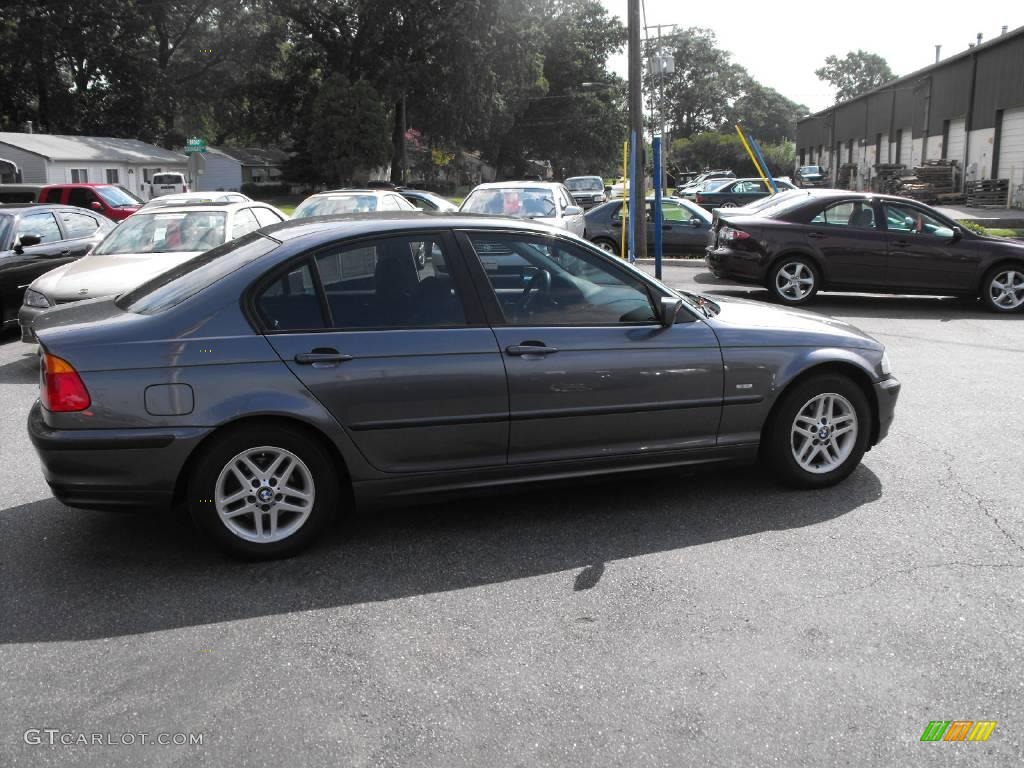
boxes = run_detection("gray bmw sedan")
[28,213,900,558]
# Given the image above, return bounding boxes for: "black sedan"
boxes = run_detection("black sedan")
[695,177,797,209]
[28,214,897,558]
[795,165,829,188]
[705,189,1024,312]
[0,204,113,331]
[585,197,712,256]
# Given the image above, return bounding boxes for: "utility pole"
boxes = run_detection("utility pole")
[627,0,646,261]
[646,23,676,195]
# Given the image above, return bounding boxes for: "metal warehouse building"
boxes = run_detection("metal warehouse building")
[797,24,1024,207]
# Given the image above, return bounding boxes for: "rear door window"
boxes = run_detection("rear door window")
[59,210,102,238]
[17,212,62,243]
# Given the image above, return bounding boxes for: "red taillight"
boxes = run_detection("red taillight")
[719,226,750,243]
[40,353,91,412]
[696,194,705,203]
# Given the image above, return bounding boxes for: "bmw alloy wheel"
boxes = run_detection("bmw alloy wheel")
[215,446,315,543]
[790,393,858,474]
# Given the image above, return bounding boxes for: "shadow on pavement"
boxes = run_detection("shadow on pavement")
[0,351,39,384]
[1,464,882,643]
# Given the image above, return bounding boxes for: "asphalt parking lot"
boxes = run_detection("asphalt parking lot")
[1,263,1022,767]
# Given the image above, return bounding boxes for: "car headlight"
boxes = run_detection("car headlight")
[23,288,51,308]
[880,350,892,376]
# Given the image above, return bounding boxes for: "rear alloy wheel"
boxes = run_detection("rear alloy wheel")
[981,265,1024,313]
[763,374,870,489]
[188,425,337,558]
[592,238,618,254]
[769,258,818,305]
[719,201,738,208]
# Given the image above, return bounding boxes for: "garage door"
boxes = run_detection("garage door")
[997,106,1024,178]
[898,129,913,167]
[946,118,966,165]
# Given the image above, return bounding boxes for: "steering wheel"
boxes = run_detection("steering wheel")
[520,269,552,312]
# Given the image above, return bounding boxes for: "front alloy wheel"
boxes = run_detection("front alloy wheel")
[770,259,818,305]
[763,373,870,489]
[982,266,1024,312]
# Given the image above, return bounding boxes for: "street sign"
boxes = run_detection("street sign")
[184,137,207,154]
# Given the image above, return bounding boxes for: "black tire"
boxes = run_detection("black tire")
[187,424,338,559]
[767,256,819,306]
[592,238,618,254]
[762,373,871,489]
[719,200,738,208]
[979,264,1024,313]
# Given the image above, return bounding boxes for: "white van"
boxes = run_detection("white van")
[148,172,189,199]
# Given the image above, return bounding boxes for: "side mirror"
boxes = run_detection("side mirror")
[564,205,583,217]
[950,225,962,243]
[690,217,702,228]
[17,234,41,251]
[658,296,683,328]
[90,201,103,211]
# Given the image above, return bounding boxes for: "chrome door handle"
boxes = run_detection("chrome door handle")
[294,351,353,365]
[506,344,559,356]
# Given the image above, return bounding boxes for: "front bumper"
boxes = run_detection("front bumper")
[872,376,901,444]
[27,401,211,512]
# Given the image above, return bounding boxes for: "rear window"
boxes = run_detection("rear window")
[116,233,278,314]
[153,174,185,185]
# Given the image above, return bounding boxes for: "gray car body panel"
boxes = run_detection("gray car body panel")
[28,215,897,512]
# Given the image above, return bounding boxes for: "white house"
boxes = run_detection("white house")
[0,132,188,198]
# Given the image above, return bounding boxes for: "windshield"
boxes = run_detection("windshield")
[92,211,227,254]
[703,178,733,192]
[461,188,556,217]
[96,185,142,207]
[565,178,603,191]
[758,193,818,218]
[800,166,823,174]
[293,195,380,217]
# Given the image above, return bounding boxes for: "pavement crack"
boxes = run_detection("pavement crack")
[936,445,1024,556]
[815,561,1024,600]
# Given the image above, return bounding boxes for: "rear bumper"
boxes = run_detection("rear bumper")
[18,304,45,343]
[704,247,767,284]
[27,401,211,512]
[873,376,901,444]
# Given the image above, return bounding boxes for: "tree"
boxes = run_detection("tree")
[307,76,390,185]
[815,50,897,103]
[649,28,747,139]
[731,80,806,145]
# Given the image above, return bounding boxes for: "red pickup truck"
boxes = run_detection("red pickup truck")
[38,183,143,221]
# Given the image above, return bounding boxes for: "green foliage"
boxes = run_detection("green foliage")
[308,76,390,185]
[956,219,987,235]
[669,133,794,177]
[815,50,897,103]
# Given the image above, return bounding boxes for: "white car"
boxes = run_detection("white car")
[19,201,287,338]
[148,172,189,199]
[137,191,253,212]
[459,181,585,237]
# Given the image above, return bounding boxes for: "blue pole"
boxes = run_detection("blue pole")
[653,136,663,279]
[628,130,637,263]
[747,132,779,193]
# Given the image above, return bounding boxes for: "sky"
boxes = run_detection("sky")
[599,0,1023,114]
